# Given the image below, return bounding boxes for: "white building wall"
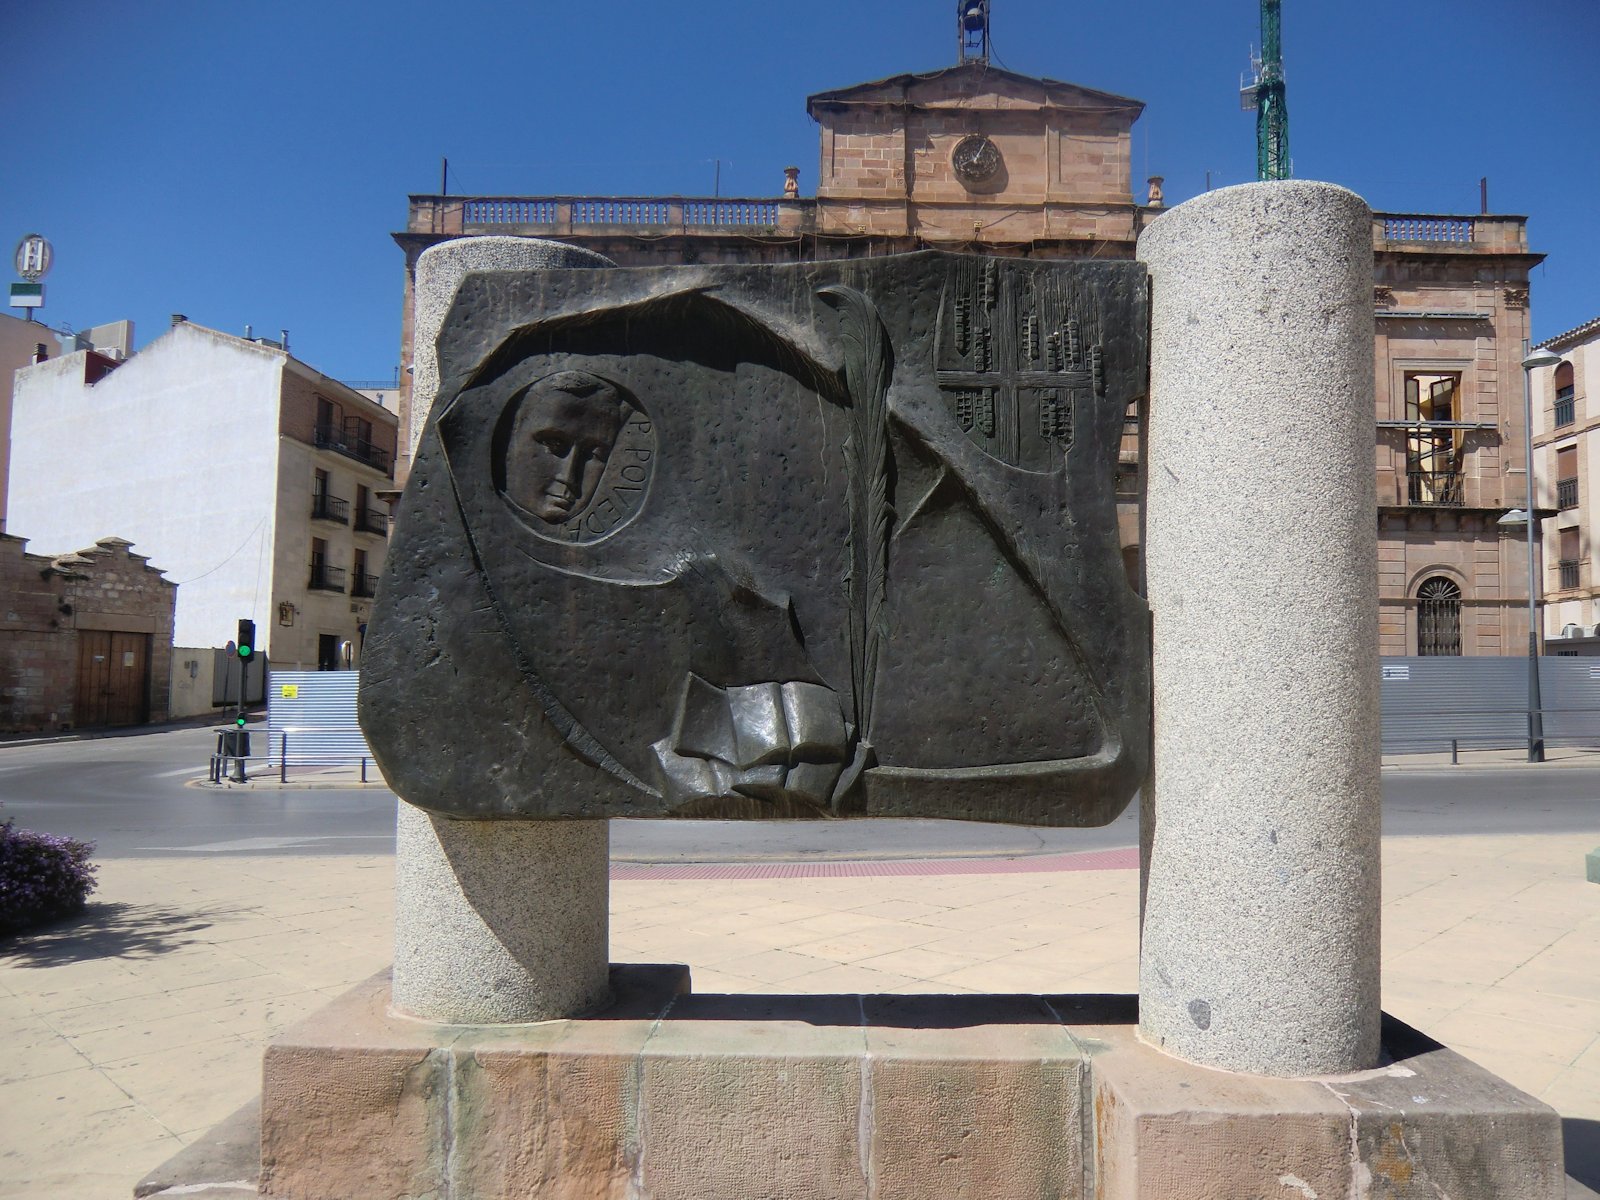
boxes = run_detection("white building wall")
[9,326,283,649]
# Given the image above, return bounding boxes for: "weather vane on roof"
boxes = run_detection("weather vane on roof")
[958,0,990,65]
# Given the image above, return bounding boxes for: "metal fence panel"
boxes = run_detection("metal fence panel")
[265,671,373,763]
[1379,656,1600,753]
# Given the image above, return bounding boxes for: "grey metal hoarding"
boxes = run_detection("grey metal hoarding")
[1380,656,1600,754]
[265,670,373,764]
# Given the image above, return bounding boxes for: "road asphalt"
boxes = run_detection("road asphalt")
[3,721,1599,859]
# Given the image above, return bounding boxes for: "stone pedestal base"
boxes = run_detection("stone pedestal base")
[143,972,1568,1200]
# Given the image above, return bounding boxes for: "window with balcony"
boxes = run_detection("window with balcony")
[315,397,336,442]
[1405,372,1463,505]
[1557,446,1579,511]
[310,469,348,523]
[309,537,345,593]
[1559,528,1581,591]
[354,484,389,535]
[1416,576,1462,656]
[352,548,377,598]
[1554,361,1575,428]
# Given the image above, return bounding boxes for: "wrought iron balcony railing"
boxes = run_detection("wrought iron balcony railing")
[351,572,380,599]
[314,425,392,475]
[308,562,346,593]
[354,506,389,536]
[310,492,349,523]
[1407,470,1464,506]
[1559,560,1582,590]
[1558,477,1579,510]
[1555,393,1575,428]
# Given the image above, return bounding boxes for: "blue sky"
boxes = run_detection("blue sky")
[5,0,1596,381]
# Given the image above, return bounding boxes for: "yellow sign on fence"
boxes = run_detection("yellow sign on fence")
[280,685,299,699]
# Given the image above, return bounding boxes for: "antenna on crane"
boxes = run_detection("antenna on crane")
[958,0,990,64]
[1240,0,1289,180]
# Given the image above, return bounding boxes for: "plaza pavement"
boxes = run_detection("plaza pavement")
[1,813,1598,1197]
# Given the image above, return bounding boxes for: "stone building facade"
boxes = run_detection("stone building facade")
[390,60,1545,656]
[0,534,175,732]
[1372,224,1546,657]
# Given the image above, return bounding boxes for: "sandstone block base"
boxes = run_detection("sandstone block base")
[257,969,1085,1200]
[144,976,1565,1200]
[1080,1007,1565,1200]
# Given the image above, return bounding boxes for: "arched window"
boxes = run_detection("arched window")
[1417,576,1462,656]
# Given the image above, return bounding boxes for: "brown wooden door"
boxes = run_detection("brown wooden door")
[74,630,149,727]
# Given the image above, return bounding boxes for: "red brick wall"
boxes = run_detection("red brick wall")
[0,536,76,730]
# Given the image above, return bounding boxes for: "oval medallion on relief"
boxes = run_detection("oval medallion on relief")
[492,370,657,546]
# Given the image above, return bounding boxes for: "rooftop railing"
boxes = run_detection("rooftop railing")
[411,194,807,238]
[406,194,1528,254]
[1381,216,1475,244]
[1374,213,1528,253]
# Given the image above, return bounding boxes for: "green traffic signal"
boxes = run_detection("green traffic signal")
[238,644,253,658]
[234,715,247,728]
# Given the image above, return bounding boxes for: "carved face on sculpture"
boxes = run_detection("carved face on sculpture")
[499,371,625,524]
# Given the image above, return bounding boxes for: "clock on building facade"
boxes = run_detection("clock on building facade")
[951,134,1002,185]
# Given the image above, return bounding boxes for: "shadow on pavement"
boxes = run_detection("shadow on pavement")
[0,899,256,966]
[1569,1118,1600,1191]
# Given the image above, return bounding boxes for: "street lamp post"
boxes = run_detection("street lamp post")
[1522,343,1565,762]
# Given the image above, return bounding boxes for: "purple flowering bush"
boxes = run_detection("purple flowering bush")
[0,813,99,936]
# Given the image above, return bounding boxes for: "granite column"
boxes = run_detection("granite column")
[1137,181,1381,1075]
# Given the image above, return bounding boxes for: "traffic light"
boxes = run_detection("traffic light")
[237,619,256,660]
[235,714,247,729]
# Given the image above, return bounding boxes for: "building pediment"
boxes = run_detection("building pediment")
[807,62,1144,119]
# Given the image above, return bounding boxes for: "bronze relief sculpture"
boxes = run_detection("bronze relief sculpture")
[361,251,1149,826]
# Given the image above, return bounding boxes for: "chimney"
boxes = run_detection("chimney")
[281,329,290,353]
[31,343,49,365]
[244,323,253,340]
[171,313,188,326]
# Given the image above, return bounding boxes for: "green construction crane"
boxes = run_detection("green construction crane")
[1241,0,1290,180]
